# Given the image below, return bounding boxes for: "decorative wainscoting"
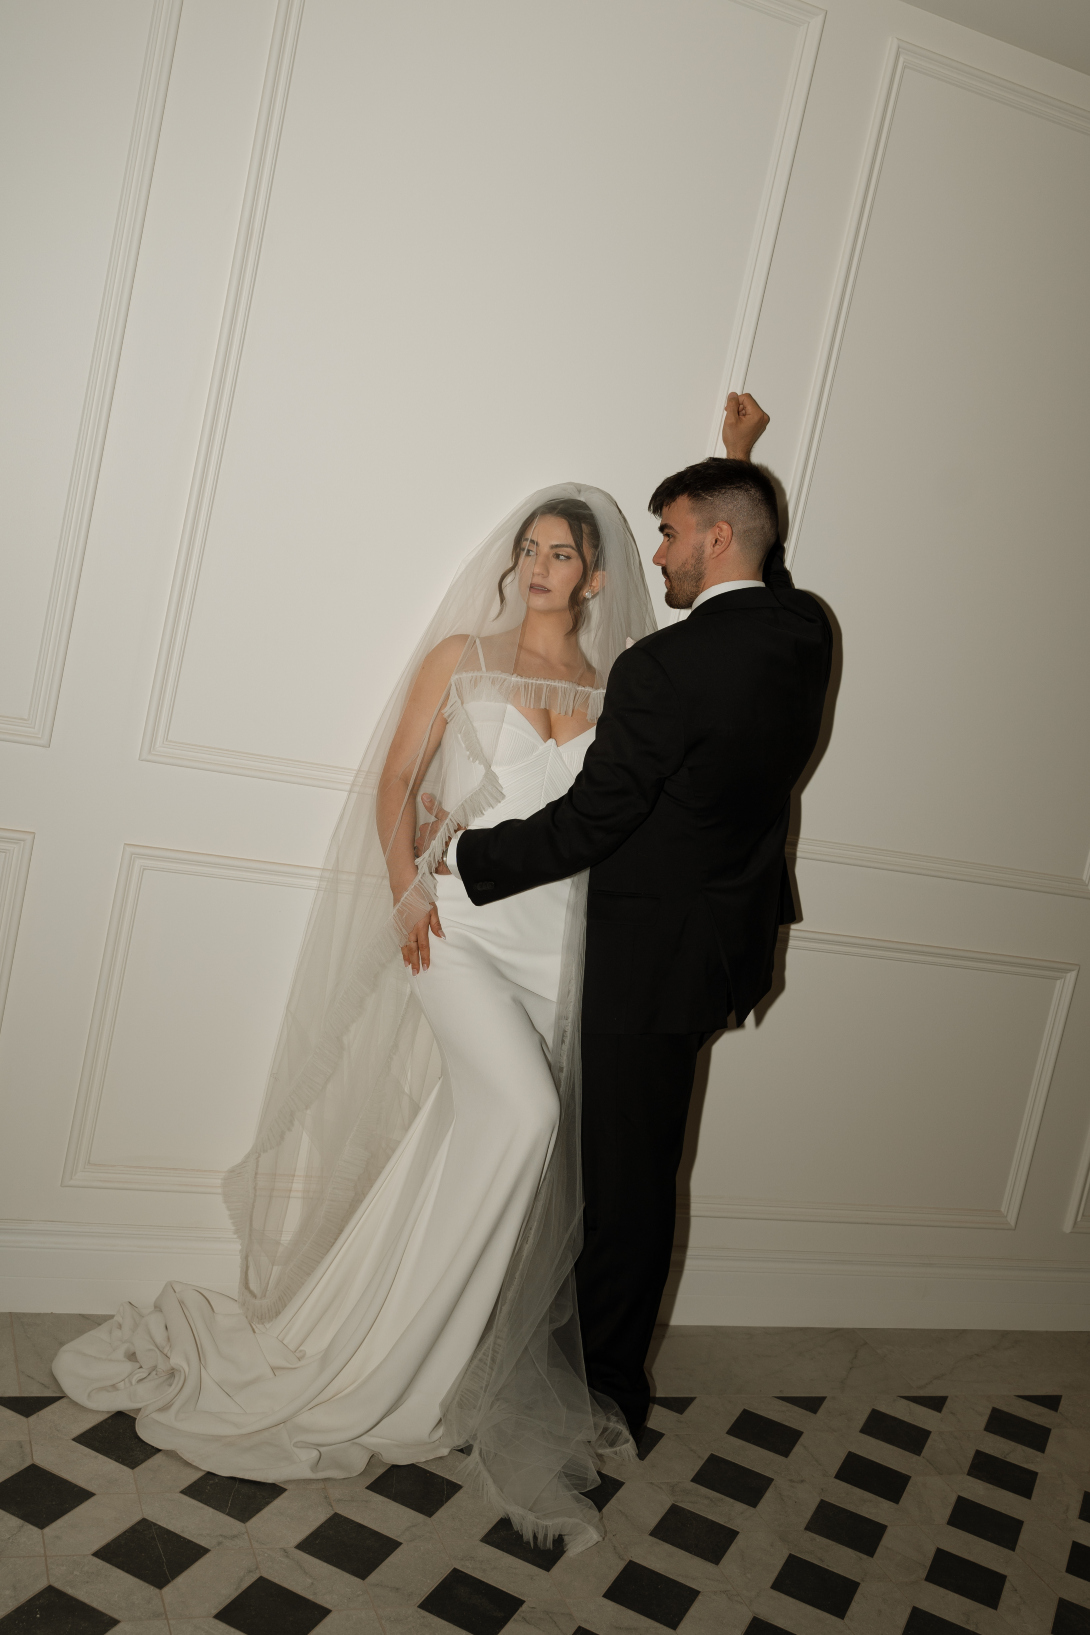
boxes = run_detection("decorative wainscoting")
[1,0,182,747]
[0,829,34,1031]
[61,844,319,1194]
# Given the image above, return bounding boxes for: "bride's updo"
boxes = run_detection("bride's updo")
[496,497,602,632]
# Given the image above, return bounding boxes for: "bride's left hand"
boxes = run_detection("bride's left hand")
[403,903,444,975]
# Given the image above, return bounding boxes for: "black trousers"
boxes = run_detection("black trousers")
[574,1029,708,1438]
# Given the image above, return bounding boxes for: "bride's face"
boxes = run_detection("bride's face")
[516,515,595,612]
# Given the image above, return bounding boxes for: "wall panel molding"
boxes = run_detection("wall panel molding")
[1,0,182,747]
[143,0,824,789]
[688,926,1078,1229]
[783,38,1090,897]
[139,0,335,788]
[0,829,34,1033]
[1064,1127,1090,1234]
[707,0,825,440]
[787,37,1090,555]
[790,835,1090,899]
[62,842,319,1194]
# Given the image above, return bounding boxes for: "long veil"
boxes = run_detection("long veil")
[222,483,658,1549]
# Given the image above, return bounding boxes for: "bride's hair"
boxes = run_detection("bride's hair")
[496,497,602,632]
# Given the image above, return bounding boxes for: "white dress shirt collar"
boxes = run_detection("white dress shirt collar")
[691,578,765,610]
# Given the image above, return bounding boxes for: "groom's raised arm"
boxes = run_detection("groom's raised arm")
[452,645,684,904]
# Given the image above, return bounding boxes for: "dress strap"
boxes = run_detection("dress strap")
[473,636,486,670]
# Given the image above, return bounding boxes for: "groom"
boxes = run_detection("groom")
[449,395,833,1435]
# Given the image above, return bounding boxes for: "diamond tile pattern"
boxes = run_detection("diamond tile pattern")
[2,1318,1089,1635]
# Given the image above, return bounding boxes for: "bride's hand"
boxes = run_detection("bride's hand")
[402,904,444,975]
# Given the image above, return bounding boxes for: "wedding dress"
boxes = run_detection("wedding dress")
[55,487,657,1550]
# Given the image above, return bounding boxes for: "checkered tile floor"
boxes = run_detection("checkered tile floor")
[2,1318,1090,1633]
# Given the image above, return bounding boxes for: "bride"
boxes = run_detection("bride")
[54,483,657,1551]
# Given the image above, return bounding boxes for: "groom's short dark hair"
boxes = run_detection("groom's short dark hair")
[649,458,779,565]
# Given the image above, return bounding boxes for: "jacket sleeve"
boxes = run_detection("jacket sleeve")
[455,644,685,904]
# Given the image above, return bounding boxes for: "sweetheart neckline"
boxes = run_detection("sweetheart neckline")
[472,697,595,753]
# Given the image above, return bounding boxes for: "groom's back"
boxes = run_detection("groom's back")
[584,570,832,1031]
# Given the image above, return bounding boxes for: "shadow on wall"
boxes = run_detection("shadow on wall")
[653,487,843,1336]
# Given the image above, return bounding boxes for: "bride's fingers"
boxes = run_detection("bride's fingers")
[402,939,419,975]
[417,920,431,970]
[429,904,444,940]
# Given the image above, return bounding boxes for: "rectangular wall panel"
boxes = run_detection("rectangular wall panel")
[791,48,1090,884]
[0,0,177,740]
[147,0,812,785]
[62,847,317,1191]
[688,930,1076,1227]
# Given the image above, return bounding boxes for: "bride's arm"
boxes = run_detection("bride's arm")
[377,636,465,909]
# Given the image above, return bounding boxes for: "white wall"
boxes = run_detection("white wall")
[1,0,1088,1325]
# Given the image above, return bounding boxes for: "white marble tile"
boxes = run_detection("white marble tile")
[0,1554,49,1617]
[10,1313,112,1391]
[108,1622,171,1634]
[245,1480,335,1547]
[131,1447,203,1494]
[42,1491,142,1556]
[325,1485,438,1547]
[253,1542,376,1611]
[0,1315,20,1394]
[28,1396,107,1440]
[354,1516,458,1613]
[140,1490,252,1549]
[48,1551,167,1621]
[855,1329,1090,1393]
[159,1539,259,1619]
[0,1404,32,1444]
[30,1432,138,1495]
[649,1325,901,1397]
[843,1573,917,1634]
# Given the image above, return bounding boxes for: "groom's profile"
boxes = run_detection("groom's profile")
[448,399,833,1435]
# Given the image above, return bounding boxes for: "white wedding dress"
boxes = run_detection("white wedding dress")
[54,692,594,1485]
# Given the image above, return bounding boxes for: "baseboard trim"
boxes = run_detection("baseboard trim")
[665,1245,1090,1328]
[0,1219,238,1312]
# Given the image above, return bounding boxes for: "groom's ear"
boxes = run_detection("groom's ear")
[706,520,734,559]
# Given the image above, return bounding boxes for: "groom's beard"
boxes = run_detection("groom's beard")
[662,543,707,609]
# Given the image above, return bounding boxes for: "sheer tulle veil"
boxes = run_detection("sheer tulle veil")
[222,483,657,1550]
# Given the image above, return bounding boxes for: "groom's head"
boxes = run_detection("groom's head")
[649,458,779,609]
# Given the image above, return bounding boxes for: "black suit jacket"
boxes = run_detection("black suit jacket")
[455,559,833,1031]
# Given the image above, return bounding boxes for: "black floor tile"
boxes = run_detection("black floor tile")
[771,1552,860,1618]
[587,1472,624,1514]
[967,1448,1037,1499]
[1081,1491,1090,1525]
[0,1396,63,1418]
[653,1396,695,1415]
[947,1494,1023,1551]
[860,1407,931,1456]
[727,1408,803,1458]
[1054,1598,1090,1633]
[296,1512,401,1580]
[1067,1540,1090,1582]
[72,1411,158,1469]
[903,1608,974,1633]
[925,1546,1006,1610]
[182,1469,285,1521]
[804,1497,887,1557]
[603,1559,700,1631]
[481,1517,564,1572]
[777,1395,825,1414]
[0,1462,93,1529]
[94,1516,207,1588]
[216,1575,330,1635]
[984,1406,1050,1453]
[650,1501,738,1564]
[691,1452,773,1507]
[637,1425,665,1460]
[419,1567,524,1635]
[835,1450,910,1504]
[0,1585,119,1634]
[902,1396,948,1414]
[1019,1394,1062,1412]
[744,1619,797,1635]
[367,1461,461,1516]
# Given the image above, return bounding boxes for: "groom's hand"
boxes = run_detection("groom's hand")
[722,392,769,460]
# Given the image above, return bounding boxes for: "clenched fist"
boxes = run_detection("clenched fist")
[721,391,770,461]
